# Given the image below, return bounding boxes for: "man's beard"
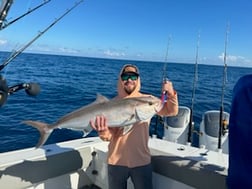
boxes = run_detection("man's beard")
[124,84,136,94]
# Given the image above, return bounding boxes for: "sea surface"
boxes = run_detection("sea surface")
[0,52,251,153]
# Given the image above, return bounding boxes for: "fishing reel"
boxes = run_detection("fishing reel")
[221,119,229,135]
[0,75,40,107]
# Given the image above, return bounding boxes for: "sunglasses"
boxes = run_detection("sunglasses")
[121,74,138,81]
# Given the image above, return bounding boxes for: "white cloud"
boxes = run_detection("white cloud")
[218,53,246,62]
[218,53,252,67]
[0,39,7,45]
[103,49,125,57]
[25,44,80,55]
[58,47,79,54]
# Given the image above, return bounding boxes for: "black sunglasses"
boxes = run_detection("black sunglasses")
[121,73,138,81]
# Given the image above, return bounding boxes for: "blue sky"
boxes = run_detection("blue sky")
[0,0,252,67]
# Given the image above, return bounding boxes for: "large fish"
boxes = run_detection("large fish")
[23,94,163,148]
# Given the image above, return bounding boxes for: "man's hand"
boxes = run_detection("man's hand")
[90,115,111,141]
[162,80,175,96]
[90,115,109,132]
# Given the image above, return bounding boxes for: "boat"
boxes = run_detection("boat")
[0,133,228,189]
[0,1,229,189]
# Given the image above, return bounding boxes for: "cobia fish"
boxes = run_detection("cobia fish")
[23,94,162,148]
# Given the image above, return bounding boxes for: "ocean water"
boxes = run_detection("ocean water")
[0,52,251,153]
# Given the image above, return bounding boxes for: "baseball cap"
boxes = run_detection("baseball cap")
[121,64,139,76]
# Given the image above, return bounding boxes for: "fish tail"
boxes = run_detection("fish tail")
[23,120,53,148]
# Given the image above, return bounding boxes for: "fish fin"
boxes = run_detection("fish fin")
[23,120,53,148]
[83,126,93,137]
[71,94,109,112]
[95,93,110,103]
[122,125,133,135]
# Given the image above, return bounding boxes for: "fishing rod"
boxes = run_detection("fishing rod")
[154,36,171,136]
[0,0,13,29]
[218,24,229,150]
[161,35,172,103]
[187,32,200,143]
[0,0,83,71]
[0,0,51,30]
[1,0,51,30]
[0,0,84,107]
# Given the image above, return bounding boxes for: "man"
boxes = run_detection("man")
[227,74,252,189]
[90,64,178,189]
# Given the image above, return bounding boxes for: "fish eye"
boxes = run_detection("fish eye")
[149,102,153,105]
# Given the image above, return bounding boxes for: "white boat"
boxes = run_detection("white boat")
[0,133,228,189]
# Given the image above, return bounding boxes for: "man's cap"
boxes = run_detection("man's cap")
[121,64,139,76]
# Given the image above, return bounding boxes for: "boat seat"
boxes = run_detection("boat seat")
[204,111,229,137]
[165,106,190,128]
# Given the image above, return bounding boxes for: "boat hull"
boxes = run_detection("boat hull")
[0,136,228,189]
